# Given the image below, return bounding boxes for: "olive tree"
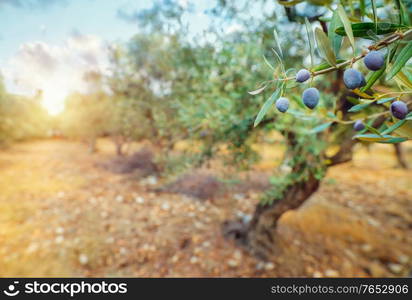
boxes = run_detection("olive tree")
[0,79,49,145]
[231,0,412,259]
[61,70,111,153]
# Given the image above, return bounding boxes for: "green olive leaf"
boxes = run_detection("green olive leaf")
[394,70,412,89]
[315,27,336,66]
[310,122,333,134]
[364,124,382,136]
[337,4,355,52]
[273,27,283,58]
[360,65,386,92]
[271,48,285,75]
[386,42,412,80]
[304,17,315,68]
[376,97,396,104]
[348,102,372,112]
[248,84,268,95]
[254,83,284,127]
[393,120,412,138]
[381,119,407,135]
[353,133,405,142]
[328,10,343,55]
[359,0,366,17]
[335,23,407,38]
[371,0,378,33]
[262,54,275,71]
[378,137,408,143]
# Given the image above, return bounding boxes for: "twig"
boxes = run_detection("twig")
[278,28,412,82]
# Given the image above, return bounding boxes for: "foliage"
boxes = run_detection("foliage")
[245,0,412,203]
[258,0,412,143]
[0,80,49,145]
[61,91,110,143]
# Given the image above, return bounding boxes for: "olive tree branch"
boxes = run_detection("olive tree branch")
[279,28,412,82]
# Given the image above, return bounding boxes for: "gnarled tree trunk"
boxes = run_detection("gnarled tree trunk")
[246,174,320,260]
[222,128,357,260]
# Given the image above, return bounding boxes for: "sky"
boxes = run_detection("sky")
[0,0,213,114]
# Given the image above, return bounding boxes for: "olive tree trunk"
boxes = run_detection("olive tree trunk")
[114,137,124,156]
[394,144,408,169]
[246,174,320,260]
[222,129,357,260]
[88,137,97,153]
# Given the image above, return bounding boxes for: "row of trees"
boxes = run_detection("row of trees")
[223,0,412,259]
[60,1,276,165]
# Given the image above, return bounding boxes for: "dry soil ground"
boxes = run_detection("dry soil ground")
[0,139,411,277]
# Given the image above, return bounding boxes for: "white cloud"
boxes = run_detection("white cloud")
[178,0,189,9]
[4,31,109,92]
[225,24,244,35]
[2,32,110,113]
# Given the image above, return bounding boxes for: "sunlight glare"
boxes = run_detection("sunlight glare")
[42,88,67,116]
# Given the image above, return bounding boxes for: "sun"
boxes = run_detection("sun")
[42,88,67,116]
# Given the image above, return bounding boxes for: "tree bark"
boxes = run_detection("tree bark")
[88,137,97,153]
[115,142,123,156]
[222,127,358,260]
[112,135,125,156]
[245,174,320,260]
[394,143,408,169]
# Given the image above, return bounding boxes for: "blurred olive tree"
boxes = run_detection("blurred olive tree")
[0,79,49,146]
